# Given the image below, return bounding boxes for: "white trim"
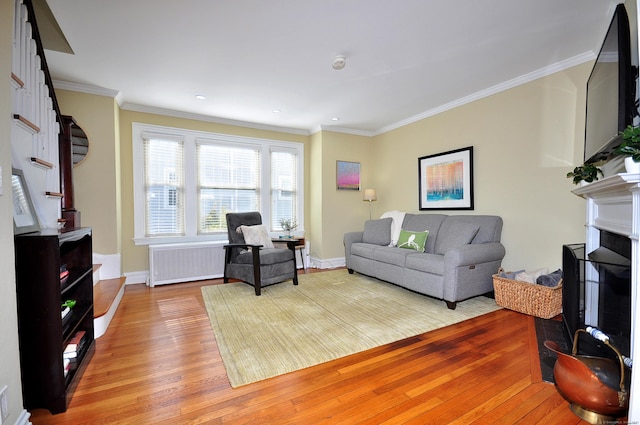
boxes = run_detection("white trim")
[374,51,596,136]
[91,253,121,280]
[124,103,310,136]
[52,79,120,100]
[311,256,346,270]
[124,270,149,285]
[14,410,31,425]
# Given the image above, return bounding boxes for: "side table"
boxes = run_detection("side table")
[272,237,306,270]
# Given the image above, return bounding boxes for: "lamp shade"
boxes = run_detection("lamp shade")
[363,188,377,201]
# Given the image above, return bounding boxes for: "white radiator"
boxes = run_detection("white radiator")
[149,241,226,287]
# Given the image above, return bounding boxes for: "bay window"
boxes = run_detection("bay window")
[132,123,303,245]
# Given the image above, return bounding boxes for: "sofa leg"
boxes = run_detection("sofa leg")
[445,301,457,310]
[347,269,354,274]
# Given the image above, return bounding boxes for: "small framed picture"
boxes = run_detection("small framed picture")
[418,146,474,210]
[12,168,41,234]
[336,161,360,191]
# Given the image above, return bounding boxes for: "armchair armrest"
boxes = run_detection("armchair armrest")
[223,243,263,250]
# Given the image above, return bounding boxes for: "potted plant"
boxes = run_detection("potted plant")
[566,163,604,185]
[279,218,298,237]
[614,125,640,173]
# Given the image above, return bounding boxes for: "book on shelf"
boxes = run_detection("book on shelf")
[61,300,75,321]
[60,269,70,282]
[63,357,71,377]
[63,330,86,359]
[61,306,71,320]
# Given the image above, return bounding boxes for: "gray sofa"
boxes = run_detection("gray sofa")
[344,213,505,309]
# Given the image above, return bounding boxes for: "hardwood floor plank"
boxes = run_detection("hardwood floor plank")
[29,270,592,425]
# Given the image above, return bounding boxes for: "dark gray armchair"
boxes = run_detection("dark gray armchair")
[223,212,298,295]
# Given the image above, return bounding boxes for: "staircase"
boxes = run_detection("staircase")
[92,265,126,338]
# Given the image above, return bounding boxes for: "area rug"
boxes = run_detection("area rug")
[201,269,501,387]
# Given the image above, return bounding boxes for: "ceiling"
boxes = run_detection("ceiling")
[39,0,622,136]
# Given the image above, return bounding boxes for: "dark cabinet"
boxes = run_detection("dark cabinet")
[14,227,95,414]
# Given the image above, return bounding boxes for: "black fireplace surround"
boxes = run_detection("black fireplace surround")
[562,230,632,358]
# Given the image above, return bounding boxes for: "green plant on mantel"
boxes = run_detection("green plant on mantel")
[613,125,640,163]
[566,163,604,185]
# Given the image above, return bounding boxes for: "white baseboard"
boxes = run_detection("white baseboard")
[124,270,149,285]
[92,253,121,280]
[310,256,345,269]
[14,410,31,425]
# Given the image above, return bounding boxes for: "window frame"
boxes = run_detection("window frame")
[132,123,304,245]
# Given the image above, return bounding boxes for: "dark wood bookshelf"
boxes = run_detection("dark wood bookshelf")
[14,227,95,414]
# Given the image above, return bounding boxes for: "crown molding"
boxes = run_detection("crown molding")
[53,79,120,100]
[373,51,597,136]
[120,103,311,136]
[312,125,375,137]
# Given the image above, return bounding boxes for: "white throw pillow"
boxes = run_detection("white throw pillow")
[237,225,274,249]
[381,210,406,246]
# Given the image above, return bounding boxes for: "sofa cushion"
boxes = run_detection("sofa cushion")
[397,229,429,252]
[373,245,414,267]
[405,252,444,275]
[351,243,378,259]
[434,222,480,255]
[362,218,392,245]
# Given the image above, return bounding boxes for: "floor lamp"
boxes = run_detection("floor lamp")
[363,188,377,220]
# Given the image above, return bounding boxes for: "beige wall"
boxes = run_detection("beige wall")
[311,131,373,260]
[373,64,591,271]
[56,89,121,255]
[118,110,311,273]
[1,1,26,422]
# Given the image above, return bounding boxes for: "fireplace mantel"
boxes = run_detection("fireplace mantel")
[573,172,640,421]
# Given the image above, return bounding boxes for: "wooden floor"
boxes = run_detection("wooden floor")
[29,269,592,425]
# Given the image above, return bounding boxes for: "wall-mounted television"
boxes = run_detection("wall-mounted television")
[584,3,635,164]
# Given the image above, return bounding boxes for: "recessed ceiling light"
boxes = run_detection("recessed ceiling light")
[195,94,206,100]
[331,117,340,121]
[272,109,281,113]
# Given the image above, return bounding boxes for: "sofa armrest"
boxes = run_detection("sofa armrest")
[442,242,506,303]
[444,242,505,268]
[343,231,364,269]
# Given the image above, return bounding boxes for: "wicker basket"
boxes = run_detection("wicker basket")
[492,269,563,319]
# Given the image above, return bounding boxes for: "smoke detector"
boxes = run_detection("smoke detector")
[332,55,346,70]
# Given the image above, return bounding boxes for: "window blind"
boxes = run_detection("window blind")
[197,142,261,233]
[143,137,184,236]
[271,149,297,231]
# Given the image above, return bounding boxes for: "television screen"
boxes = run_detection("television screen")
[583,4,633,164]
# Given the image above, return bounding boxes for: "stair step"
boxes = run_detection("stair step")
[94,276,126,318]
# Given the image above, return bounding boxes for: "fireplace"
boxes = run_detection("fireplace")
[562,229,631,358]
[571,173,640,421]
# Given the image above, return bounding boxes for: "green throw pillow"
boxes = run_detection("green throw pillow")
[397,229,429,252]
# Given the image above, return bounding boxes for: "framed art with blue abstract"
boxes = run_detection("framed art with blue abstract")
[418,146,473,210]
